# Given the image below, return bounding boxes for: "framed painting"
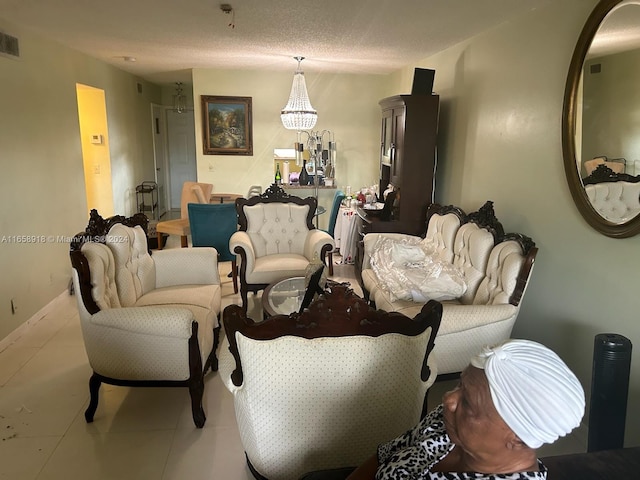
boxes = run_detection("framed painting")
[201,95,253,155]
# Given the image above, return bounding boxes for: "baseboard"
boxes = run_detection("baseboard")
[0,290,68,353]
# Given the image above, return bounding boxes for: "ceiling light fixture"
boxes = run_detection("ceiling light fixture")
[220,4,235,29]
[281,56,318,131]
[173,82,186,114]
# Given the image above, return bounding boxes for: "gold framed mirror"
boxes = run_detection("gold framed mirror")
[562,0,640,237]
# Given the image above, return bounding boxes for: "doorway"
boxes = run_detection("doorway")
[76,84,114,217]
[166,109,197,211]
[152,106,197,216]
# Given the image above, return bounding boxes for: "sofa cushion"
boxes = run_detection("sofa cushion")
[424,211,463,263]
[244,203,311,257]
[245,253,311,284]
[81,242,121,309]
[473,240,525,306]
[451,223,494,304]
[107,224,156,307]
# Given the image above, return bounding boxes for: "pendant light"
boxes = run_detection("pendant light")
[281,57,318,131]
[173,82,186,114]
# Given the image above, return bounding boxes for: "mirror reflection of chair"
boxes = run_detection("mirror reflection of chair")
[230,183,335,311]
[321,189,345,275]
[219,287,442,480]
[156,181,213,249]
[188,202,239,293]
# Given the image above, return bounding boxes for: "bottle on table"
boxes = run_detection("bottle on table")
[275,163,282,184]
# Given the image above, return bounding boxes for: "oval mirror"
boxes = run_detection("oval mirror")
[562,0,640,237]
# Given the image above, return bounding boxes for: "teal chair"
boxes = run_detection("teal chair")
[188,202,238,293]
[322,190,345,275]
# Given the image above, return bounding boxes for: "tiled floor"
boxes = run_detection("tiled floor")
[0,247,584,479]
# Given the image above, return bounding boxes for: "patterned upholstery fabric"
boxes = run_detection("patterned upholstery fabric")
[219,328,437,480]
[71,224,221,381]
[243,203,311,256]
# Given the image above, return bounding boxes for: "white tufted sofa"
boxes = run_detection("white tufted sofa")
[230,184,335,310]
[585,181,640,223]
[70,210,222,427]
[359,202,538,377]
[219,287,442,480]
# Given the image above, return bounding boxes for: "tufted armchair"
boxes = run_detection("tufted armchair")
[70,210,222,427]
[229,183,335,310]
[219,283,442,480]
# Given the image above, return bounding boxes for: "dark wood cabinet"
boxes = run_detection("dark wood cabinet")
[370,94,440,236]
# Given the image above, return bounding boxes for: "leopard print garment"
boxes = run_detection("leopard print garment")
[375,404,547,480]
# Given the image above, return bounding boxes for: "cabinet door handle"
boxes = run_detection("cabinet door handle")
[390,143,396,164]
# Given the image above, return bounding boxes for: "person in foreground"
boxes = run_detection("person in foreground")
[347,339,585,480]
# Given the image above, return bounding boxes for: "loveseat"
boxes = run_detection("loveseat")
[70,210,222,427]
[359,201,538,377]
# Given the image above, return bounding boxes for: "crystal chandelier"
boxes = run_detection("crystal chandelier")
[281,57,318,131]
[173,82,186,114]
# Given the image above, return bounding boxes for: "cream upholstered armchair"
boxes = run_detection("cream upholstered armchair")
[219,283,442,480]
[229,183,335,310]
[70,210,222,427]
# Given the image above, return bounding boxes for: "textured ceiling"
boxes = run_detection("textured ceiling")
[1,0,555,84]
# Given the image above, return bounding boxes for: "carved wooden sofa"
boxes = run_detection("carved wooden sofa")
[219,282,442,480]
[583,164,640,223]
[69,210,222,427]
[229,183,335,311]
[360,201,538,378]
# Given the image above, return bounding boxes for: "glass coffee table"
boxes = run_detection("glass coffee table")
[262,277,307,317]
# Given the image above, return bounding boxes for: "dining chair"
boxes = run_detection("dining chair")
[188,202,239,293]
[156,181,213,249]
[322,190,345,276]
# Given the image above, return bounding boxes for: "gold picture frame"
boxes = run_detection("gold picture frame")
[201,95,253,155]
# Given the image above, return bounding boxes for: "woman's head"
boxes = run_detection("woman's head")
[444,339,585,453]
[443,365,525,463]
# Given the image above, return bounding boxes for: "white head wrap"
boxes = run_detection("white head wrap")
[470,339,585,449]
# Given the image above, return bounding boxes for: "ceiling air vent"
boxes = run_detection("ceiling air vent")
[0,31,20,58]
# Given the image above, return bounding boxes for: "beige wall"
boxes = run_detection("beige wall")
[192,68,386,226]
[391,0,640,444]
[0,18,160,340]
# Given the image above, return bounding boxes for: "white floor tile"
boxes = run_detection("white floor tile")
[36,430,174,480]
[0,435,62,480]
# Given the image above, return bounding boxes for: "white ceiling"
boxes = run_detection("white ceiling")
[1,0,554,85]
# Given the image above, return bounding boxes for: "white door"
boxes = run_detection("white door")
[166,109,197,210]
[151,104,168,217]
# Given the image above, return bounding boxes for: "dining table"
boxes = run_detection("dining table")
[210,193,243,204]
